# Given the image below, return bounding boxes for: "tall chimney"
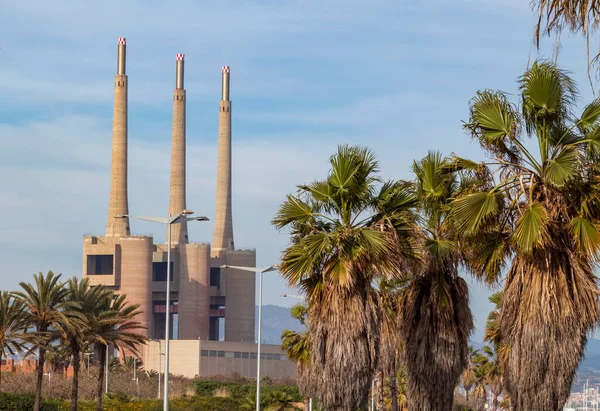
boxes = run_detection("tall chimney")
[212,66,234,252]
[167,53,188,245]
[105,37,130,237]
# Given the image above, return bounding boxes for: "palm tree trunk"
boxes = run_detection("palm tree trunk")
[96,347,106,411]
[304,397,310,410]
[375,369,384,411]
[70,348,80,411]
[390,374,399,411]
[34,346,46,411]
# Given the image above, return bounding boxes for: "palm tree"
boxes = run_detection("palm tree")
[375,278,406,411]
[122,355,143,378]
[399,152,483,411]
[13,271,72,411]
[482,294,508,410]
[453,61,600,409]
[88,293,146,411]
[62,277,113,411]
[0,291,27,391]
[241,392,270,410]
[532,0,600,93]
[481,346,503,411]
[264,390,302,411]
[461,346,479,404]
[281,304,312,410]
[273,145,417,411]
[384,367,408,411]
[44,344,71,374]
[470,357,489,411]
[533,0,600,46]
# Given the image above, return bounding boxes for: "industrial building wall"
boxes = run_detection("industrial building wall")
[142,340,296,380]
[119,236,154,336]
[222,249,256,343]
[178,243,211,340]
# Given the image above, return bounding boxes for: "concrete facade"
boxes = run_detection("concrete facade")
[82,40,258,353]
[178,244,211,340]
[167,55,188,246]
[105,38,130,238]
[141,340,296,381]
[212,67,234,252]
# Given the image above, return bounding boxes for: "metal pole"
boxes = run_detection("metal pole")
[105,345,109,394]
[309,398,312,411]
[371,379,375,411]
[157,340,161,399]
[164,222,172,411]
[256,269,263,411]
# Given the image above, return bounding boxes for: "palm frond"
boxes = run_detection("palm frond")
[451,191,501,235]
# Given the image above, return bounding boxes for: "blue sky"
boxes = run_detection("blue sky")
[0,0,596,341]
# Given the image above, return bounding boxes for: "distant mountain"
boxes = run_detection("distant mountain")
[255,305,600,372]
[256,305,306,345]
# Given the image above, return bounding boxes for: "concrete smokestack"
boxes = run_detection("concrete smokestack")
[105,37,130,237]
[167,53,188,245]
[212,66,234,253]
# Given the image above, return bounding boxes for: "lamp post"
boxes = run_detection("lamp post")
[221,264,279,411]
[84,352,92,376]
[153,339,162,399]
[105,344,109,394]
[280,294,304,300]
[119,210,209,411]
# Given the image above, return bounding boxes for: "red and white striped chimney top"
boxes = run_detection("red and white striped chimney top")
[118,37,126,45]
[176,53,184,61]
[222,66,230,73]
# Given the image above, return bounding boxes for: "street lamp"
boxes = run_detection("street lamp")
[280,294,304,300]
[221,264,279,411]
[105,344,110,394]
[119,210,209,411]
[43,372,51,387]
[84,352,92,376]
[153,339,162,399]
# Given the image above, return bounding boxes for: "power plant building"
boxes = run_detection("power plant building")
[82,38,257,344]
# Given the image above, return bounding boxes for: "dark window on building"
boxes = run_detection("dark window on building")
[234,352,242,358]
[273,354,281,361]
[87,255,114,275]
[250,352,257,359]
[217,351,225,358]
[242,352,249,359]
[153,262,174,281]
[265,353,274,360]
[210,267,221,290]
[209,350,217,357]
[200,350,209,357]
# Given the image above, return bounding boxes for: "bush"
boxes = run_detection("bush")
[192,379,302,401]
[0,392,60,411]
[147,397,242,411]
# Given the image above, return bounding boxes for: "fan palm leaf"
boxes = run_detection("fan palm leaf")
[13,271,74,411]
[273,145,418,411]
[455,60,600,410]
[0,291,27,391]
[399,152,486,411]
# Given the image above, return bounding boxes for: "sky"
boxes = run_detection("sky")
[0,0,597,341]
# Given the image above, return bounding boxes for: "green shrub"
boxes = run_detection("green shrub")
[148,397,243,411]
[0,392,60,411]
[192,379,301,401]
